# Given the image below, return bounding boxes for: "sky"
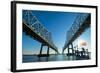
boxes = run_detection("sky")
[22,10,91,55]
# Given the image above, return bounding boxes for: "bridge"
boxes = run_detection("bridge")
[63,13,91,56]
[22,10,59,57]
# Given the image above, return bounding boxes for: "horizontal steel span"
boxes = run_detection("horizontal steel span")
[63,13,91,51]
[23,10,59,53]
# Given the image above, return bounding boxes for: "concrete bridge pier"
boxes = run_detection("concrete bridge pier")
[47,46,49,56]
[39,43,43,56]
[67,43,74,55]
[38,43,50,57]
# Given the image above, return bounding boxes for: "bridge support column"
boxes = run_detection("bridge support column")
[68,46,70,54]
[67,43,74,55]
[71,43,74,54]
[38,44,50,57]
[39,44,43,55]
[47,46,49,56]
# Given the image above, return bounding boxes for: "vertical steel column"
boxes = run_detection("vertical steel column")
[47,46,49,56]
[68,45,70,54]
[39,44,43,55]
[67,43,74,55]
[71,43,74,54]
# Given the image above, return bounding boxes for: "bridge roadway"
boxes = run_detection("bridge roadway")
[63,13,91,53]
[23,10,59,56]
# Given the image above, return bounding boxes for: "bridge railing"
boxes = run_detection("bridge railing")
[22,10,57,50]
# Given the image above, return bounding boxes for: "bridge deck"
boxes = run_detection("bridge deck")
[63,14,91,51]
[23,22,59,53]
[22,10,59,54]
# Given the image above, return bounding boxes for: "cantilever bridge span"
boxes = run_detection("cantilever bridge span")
[23,10,59,56]
[63,13,91,55]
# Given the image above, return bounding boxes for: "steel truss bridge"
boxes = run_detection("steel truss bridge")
[63,13,91,55]
[23,10,59,57]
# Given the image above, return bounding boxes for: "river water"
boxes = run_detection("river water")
[23,54,90,63]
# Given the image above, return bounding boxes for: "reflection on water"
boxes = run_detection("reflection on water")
[23,54,90,63]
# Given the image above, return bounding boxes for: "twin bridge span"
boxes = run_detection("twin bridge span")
[23,10,59,57]
[23,10,91,57]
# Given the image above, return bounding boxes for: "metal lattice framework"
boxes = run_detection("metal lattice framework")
[23,10,58,53]
[63,13,91,51]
